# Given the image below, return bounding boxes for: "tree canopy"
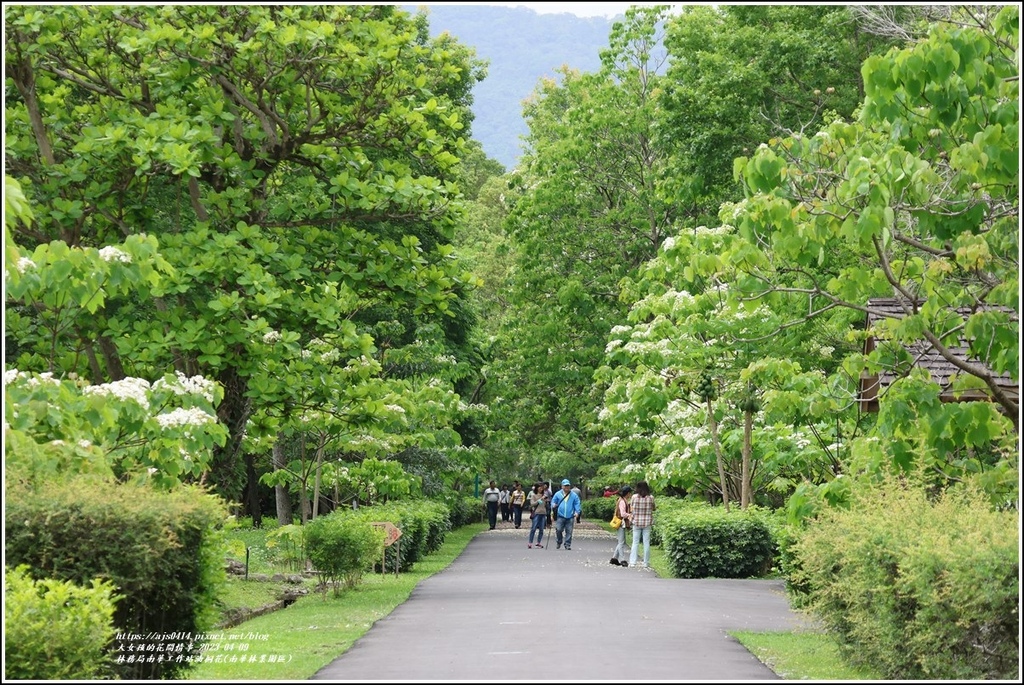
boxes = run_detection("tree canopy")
[5,5,487,515]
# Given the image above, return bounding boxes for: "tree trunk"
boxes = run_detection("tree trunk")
[707,396,730,512]
[311,433,326,520]
[9,53,56,167]
[97,335,125,381]
[272,439,292,526]
[741,409,752,510]
[245,451,262,528]
[210,365,252,505]
[298,433,309,524]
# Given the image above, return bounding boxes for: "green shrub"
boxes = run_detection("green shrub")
[265,523,307,572]
[581,495,617,521]
[374,501,429,572]
[791,480,1019,680]
[303,513,385,595]
[415,500,452,553]
[437,493,479,528]
[660,503,777,578]
[4,565,118,680]
[4,478,228,680]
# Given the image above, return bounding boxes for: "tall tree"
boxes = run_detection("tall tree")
[659,4,902,224]
[5,5,485,509]
[489,6,677,481]
[711,5,1018,500]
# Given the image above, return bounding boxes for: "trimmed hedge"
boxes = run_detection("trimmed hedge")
[303,514,385,594]
[791,481,1018,680]
[4,478,228,680]
[438,493,480,528]
[660,501,777,578]
[581,495,617,522]
[315,499,453,575]
[4,564,118,680]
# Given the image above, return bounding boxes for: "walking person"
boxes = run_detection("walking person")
[499,484,511,522]
[609,485,632,566]
[527,483,548,548]
[509,482,527,529]
[571,482,582,523]
[550,479,582,550]
[628,480,656,568]
[542,482,554,530]
[483,480,500,530]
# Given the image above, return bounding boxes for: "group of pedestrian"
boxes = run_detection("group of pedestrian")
[484,476,656,569]
[609,480,655,568]
[482,480,532,530]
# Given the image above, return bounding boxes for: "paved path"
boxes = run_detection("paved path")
[312,520,815,681]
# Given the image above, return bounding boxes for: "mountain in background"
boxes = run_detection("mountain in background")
[403,4,616,169]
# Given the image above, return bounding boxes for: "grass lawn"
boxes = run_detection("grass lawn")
[192,521,876,680]
[731,629,883,680]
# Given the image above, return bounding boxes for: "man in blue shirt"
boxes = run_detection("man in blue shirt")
[550,478,582,550]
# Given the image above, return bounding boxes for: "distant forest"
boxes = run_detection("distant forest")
[403,4,615,169]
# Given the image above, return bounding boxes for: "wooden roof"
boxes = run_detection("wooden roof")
[858,297,1019,411]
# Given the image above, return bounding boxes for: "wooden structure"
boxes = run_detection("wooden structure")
[858,298,1019,412]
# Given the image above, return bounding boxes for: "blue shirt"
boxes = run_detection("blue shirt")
[550,489,581,519]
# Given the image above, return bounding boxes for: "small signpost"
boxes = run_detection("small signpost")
[370,522,402,577]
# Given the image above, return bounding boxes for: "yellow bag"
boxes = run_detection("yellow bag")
[610,512,623,529]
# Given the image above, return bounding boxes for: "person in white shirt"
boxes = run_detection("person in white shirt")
[499,485,511,522]
[482,480,500,530]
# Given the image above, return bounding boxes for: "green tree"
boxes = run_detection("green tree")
[489,6,677,482]
[5,176,227,490]
[659,5,901,224]
[716,6,1018,500]
[5,5,485,511]
[595,225,863,509]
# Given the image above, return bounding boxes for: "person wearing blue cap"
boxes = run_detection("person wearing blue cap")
[550,478,582,550]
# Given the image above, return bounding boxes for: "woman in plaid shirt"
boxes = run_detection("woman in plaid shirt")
[628,480,656,568]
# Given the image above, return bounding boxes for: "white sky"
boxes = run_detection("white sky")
[416,3,673,19]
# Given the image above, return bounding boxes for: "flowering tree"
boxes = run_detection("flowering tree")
[597,7,1019,515]
[5,177,227,489]
[5,6,484,508]
[595,227,860,509]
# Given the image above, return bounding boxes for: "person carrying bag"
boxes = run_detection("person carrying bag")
[609,485,632,566]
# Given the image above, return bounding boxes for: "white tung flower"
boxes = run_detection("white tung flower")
[154,372,217,403]
[16,257,36,273]
[155,407,216,429]
[83,377,151,409]
[263,330,282,344]
[99,246,132,263]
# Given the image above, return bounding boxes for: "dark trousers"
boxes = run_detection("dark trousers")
[512,504,523,527]
[500,502,510,521]
[486,501,498,529]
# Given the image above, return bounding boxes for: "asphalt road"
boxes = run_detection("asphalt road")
[312,521,815,682]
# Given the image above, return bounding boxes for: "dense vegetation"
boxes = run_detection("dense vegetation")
[5,4,1018,680]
